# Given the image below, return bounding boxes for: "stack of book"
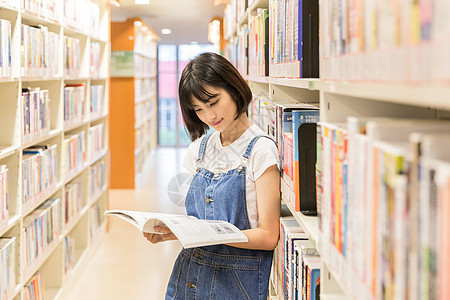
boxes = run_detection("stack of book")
[24,270,44,300]
[248,8,269,77]
[0,19,10,78]
[21,25,60,77]
[0,166,8,231]
[22,88,50,145]
[320,0,450,83]
[0,237,15,298]
[62,131,86,179]
[89,84,105,120]
[22,198,61,272]
[63,36,81,77]
[22,145,58,213]
[269,0,319,78]
[89,161,105,201]
[273,216,320,300]
[64,179,82,226]
[317,118,450,299]
[90,42,101,78]
[88,123,105,162]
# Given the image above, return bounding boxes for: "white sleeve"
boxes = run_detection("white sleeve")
[182,138,201,174]
[249,137,280,181]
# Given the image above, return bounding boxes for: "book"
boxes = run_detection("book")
[303,256,320,300]
[297,0,319,78]
[104,210,248,249]
[293,239,315,300]
[292,109,320,213]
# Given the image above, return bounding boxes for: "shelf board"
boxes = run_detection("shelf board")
[89,113,108,124]
[22,237,62,286]
[8,284,21,300]
[0,214,20,237]
[64,120,87,133]
[282,199,320,248]
[64,205,89,235]
[0,76,18,83]
[237,11,248,27]
[21,76,62,82]
[46,288,62,300]
[247,75,269,84]
[270,77,321,90]
[22,183,62,217]
[248,0,270,11]
[90,76,108,81]
[63,76,90,81]
[89,149,108,165]
[88,186,107,207]
[63,24,87,38]
[322,81,450,110]
[63,162,89,185]
[89,34,108,43]
[0,3,18,13]
[21,129,61,149]
[0,145,19,160]
[21,10,62,29]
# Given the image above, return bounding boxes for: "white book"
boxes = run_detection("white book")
[104,209,248,249]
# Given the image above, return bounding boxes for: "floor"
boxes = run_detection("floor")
[65,147,188,300]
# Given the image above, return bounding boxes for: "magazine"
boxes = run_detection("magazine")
[104,209,248,249]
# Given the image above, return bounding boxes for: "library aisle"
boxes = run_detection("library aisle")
[65,148,187,299]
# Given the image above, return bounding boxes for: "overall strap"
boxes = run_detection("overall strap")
[196,133,213,162]
[242,135,276,161]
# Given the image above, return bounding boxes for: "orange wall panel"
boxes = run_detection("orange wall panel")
[109,78,135,188]
[111,21,135,51]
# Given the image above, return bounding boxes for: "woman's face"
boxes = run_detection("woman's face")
[191,86,238,133]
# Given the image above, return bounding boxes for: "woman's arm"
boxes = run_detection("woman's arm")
[227,164,281,250]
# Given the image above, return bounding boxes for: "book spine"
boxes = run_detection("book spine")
[292,110,320,212]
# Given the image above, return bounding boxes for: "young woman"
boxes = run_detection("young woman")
[144,52,281,300]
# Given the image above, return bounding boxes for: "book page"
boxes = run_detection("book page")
[163,218,248,248]
[105,210,248,248]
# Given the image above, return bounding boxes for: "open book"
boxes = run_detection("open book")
[104,210,248,249]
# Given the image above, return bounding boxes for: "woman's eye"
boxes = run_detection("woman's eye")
[194,108,202,112]
[210,100,219,106]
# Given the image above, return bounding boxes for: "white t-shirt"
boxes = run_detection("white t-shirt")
[183,125,280,228]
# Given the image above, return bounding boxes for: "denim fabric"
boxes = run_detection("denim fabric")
[165,134,274,300]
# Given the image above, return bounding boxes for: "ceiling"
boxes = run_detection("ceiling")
[111,0,224,44]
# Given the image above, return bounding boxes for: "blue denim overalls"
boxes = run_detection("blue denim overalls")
[165,134,274,300]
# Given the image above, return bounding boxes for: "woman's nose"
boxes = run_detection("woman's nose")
[206,108,216,121]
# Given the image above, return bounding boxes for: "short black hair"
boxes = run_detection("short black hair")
[178,52,252,141]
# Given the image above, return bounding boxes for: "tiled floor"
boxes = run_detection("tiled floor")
[64,147,188,300]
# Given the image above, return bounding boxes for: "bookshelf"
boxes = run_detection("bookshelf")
[0,0,110,299]
[224,0,450,299]
[110,17,159,189]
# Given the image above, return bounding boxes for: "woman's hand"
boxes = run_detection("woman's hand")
[143,226,177,244]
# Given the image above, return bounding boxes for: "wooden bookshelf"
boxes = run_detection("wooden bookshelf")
[0,1,110,299]
[224,0,450,299]
[110,17,159,189]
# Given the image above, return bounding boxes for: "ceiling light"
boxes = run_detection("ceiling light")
[135,0,150,4]
[191,41,199,45]
[161,28,172,35]
[134,21,142,27]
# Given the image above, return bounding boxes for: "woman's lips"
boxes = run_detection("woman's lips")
[212,119,223,126]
